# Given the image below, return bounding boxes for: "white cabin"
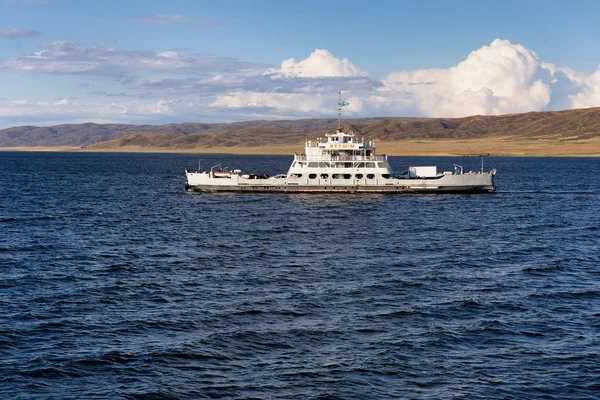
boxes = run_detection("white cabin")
[286,127,393,182]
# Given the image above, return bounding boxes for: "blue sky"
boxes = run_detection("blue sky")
[1,0,599,128]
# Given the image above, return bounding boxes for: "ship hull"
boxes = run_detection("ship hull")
[185,170,496,194]
[185,180,495,193]
[185,184,415,193]
[185,185,493,193]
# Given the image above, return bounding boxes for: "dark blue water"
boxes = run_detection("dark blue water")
[1,152,599,399]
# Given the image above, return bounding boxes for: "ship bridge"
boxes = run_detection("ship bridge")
[297,129,382,162]
[316,129,373,151]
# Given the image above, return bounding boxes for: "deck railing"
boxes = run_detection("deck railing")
[294,155,387,162]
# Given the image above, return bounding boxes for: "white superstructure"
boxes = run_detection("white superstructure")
[286,128,393,183]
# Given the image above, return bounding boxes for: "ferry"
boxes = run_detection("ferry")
[185,94,496,193]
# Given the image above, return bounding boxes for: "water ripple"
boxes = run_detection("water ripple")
[1,153,599,399]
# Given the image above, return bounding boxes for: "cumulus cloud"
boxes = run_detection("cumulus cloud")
[563,68,600,109]
[376,39,552,117]
[0,29,40,39]
[266,49,367,78]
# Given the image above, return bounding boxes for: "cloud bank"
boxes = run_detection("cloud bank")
[204,39,600,120]
[1,38,600,127]
[1,40,267,76]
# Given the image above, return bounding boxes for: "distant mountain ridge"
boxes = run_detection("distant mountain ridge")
[0,118,392,147]
[2,107,600,149]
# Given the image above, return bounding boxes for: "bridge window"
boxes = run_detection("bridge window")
[355,174,364,179]
[320,173,329,179]
[367,174,375,179]
[382,174,391,179]
[309,173,317,179]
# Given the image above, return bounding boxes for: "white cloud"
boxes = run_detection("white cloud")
[565,68,600,109]
[7,99,29,105]
[266,49,367,78]
[373,39,552,117]
[0,29,40,39]
[1,40,270,76]
[0,97,195,127]
[211,92,328,113]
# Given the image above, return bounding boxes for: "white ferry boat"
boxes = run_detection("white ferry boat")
[185,95,496,193]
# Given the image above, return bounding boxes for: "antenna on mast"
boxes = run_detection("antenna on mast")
[337,91,342,130]
[336,91,350,131]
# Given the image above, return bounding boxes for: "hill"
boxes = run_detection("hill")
[2,107,600,151]
[0,118,393,148]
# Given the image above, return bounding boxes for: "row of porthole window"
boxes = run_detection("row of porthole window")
[299,173,392,179]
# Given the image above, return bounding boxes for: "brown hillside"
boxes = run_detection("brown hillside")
[2,107,600,149]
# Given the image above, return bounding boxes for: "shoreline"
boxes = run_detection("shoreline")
[2,138,600,157]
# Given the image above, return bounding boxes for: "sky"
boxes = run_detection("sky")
[1,0,600,128]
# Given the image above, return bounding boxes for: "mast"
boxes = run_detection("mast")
[336,91,349,131]
[337,91,342,130]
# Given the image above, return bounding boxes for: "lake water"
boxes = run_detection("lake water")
[1,152,599,399]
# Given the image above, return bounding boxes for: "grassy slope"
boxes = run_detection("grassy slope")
[2,107,600,156]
